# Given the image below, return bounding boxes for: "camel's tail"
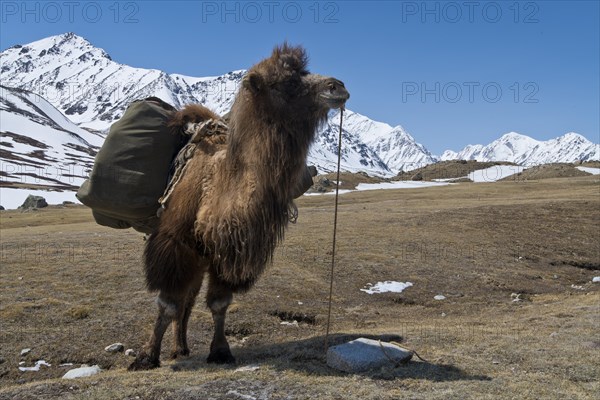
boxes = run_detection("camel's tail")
[168,104,222,133]
[144,231,199,293]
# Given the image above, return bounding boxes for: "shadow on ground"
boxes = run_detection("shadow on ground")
[171,333,491,382]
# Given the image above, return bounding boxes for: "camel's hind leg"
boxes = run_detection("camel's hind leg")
[129,270,204,370]
[128,291,184,370]
[206,271,235,364]
[129,230,205,371]
[171,272,204,359]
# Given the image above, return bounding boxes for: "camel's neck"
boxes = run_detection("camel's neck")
[224,115,315,205]
[199,117,314,287]
[197,108,321,288]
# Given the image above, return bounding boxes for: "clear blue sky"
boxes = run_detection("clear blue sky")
[1,0,598,154]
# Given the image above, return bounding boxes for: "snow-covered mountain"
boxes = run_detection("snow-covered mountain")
[311,109,437,174]
[0,85,103,201]
[0,32,241,130]
[2,32,598,203]
[441,132,600,165]
[0,32,435,176]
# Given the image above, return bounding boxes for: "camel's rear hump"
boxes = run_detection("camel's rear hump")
[168,104,221,132]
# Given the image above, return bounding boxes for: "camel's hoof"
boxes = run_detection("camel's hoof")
[128,354,160,371]
[170,348,190,360]
[207,348,236,364]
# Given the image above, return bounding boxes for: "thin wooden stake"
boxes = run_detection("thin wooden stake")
[325,108,344,352]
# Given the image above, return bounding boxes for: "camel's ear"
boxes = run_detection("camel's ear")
[242,72,263,94]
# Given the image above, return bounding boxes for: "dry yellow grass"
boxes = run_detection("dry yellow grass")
[1,176,598,399]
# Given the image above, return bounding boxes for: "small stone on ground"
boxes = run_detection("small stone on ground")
[104,343,124,353]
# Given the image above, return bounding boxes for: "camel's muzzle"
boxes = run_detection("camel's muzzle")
[320,78,350,109]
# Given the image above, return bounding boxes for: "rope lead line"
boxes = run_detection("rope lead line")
[325,108,344,352]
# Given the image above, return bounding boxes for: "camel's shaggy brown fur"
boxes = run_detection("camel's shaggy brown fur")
[167,104,221,131]
[129,43,349,370]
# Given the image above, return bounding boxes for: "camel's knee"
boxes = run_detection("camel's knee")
[207,292,232,314]
[206,271,235,314]
[224,278,258,294]
[156,294,179,319]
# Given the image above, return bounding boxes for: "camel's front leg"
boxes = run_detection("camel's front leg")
[206,273,235,364]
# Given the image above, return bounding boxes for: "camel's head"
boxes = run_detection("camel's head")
[305,74,349,110]
[240,43,350,120]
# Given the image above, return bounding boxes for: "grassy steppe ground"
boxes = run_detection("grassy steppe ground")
[1,176,599,399]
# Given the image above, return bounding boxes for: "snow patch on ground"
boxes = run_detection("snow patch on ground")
[360,281,413,294]
[433,177,468,182]
[304,189,354,196]
[576,166,600,175]
[356,181,451,191]
[235,364,261,373]
[468,165,527,182]
[18,360,51,372]
[305,181,451,196]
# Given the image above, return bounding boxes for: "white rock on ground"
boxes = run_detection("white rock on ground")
[20,348,31,356]
[326,338,413,373]
[104,343,124,353]
[592,276,600,283]
[125,349,136,357]
[62,365,102,379]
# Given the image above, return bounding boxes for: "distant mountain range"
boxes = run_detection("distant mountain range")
[0,32,598,198]
[441,132,600,165]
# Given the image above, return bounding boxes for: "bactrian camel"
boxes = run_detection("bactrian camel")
[129,43,349,370]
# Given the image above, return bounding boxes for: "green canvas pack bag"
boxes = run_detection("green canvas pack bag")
[77,98,316,234]
[76,97,186,234]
